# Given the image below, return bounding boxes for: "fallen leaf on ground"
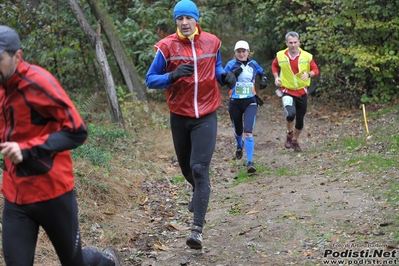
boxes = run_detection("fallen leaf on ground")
[166,223,184,231]
[154,243,169,251]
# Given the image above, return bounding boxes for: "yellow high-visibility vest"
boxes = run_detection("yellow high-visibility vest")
[277,48,312,90]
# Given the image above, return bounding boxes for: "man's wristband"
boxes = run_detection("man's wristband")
[308,72,311,78]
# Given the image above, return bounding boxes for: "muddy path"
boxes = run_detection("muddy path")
[130,90,398,266]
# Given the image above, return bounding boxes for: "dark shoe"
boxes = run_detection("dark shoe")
[188,197,193,212]
[235,147,243,159]
[285,131,293,149]
[103,246,121,266]
[186,226,203,249]
[246,162,256,173]
[292,140,302,152]
[235,140,244,159]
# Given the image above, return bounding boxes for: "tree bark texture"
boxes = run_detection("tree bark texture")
[66,0,125,128]
[86,0,147,102]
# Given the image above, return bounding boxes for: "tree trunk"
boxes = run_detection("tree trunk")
[86,0,147,102]
[66,0,125,128]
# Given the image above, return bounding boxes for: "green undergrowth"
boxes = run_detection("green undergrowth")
[266,105,399,246]
[72,123,131,168]
[66,99,172,246]
[170,175,186,184]
[232,164,267,186]
[325,106,399,242]
[362,105,399,120]
[342,154,396,172]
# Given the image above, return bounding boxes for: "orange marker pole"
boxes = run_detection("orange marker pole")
[362,104,369,135]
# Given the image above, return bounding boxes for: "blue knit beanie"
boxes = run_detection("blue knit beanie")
[173,1,199,22]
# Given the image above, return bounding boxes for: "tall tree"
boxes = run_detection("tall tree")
[86,0,147,101]
[66,0,125,127]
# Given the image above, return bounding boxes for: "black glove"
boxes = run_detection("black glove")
[221,72,236,88]
[259,75,267,90]
[169,64,194,83]
[233,67,243,78]
[255,95,264,106]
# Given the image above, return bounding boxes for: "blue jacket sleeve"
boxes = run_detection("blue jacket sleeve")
[224,60,234,72]
[145,50,171,89]
[253,60,265,78]
[215,50,225,85]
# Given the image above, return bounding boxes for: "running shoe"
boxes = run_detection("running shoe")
[103,246,121,266]
[186,228,203,249]
[292,140,302,152]
[235,147,243,159]
[285,131,293,149]
[247,162,256,173]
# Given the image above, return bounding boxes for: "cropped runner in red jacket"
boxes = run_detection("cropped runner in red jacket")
[0,25,121,266]
[0,57,87,205]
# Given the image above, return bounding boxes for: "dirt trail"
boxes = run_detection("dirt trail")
[131,90,397,266]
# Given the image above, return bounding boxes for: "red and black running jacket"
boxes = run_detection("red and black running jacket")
[0,59,87,204]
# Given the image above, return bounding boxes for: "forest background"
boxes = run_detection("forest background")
[2,0,398,108]
[1,0,399,265]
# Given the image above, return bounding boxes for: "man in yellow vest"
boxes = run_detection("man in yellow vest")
[271,31,319,152]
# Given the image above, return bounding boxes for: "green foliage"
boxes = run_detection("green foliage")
[119,96,170,131]
[72,141,111,167]
[112,0,176,77]
[1,1,100,93]
[232,167,257,186]
[342,155,395,172]
[236,0,399,107]
[78,92,100,121]
[363,105,399,119]
[117,86,132,103]
[306,0,399,106]
[71,123,131,167]
[275,167,291,176]
[337,137,366,153]
[3,0,399,108]
[171,175,185,184]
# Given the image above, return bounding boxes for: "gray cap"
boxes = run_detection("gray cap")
[0,25,21,54]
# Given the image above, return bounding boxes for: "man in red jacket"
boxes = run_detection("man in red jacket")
[0,25,121,266]
[146,0,235,250]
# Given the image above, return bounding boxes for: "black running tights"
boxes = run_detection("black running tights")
[170,111,216,229]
